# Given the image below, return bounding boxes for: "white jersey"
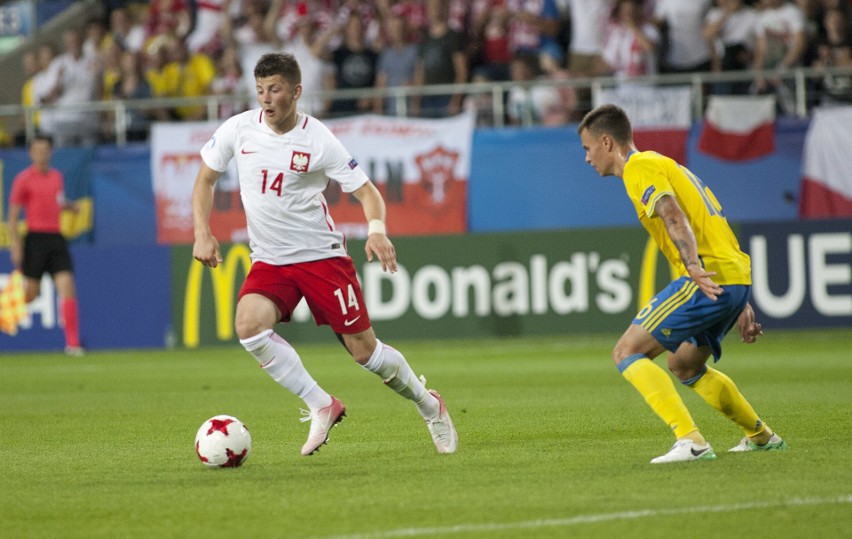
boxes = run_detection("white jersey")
[705,7,758,49]
[654,0,713,68]
[567,0,614,55]
[201,109,370,265]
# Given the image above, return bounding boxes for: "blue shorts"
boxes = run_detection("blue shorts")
[632,276,751,361]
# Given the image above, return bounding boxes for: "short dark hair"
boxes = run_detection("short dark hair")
[577,104,633,145]
[30,133,53,148]
[254,52,301,86]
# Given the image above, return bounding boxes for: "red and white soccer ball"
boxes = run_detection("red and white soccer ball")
[194,415,252,468]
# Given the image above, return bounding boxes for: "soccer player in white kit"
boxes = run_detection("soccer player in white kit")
[192,52,458,456]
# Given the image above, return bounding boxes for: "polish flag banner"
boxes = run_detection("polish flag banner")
[597,86,691,164]
[799,106,852,218]
[698,95,776,161]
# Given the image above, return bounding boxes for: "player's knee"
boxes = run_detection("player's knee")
[611,344,631,367]
[351,351,371,365]
[668,362,702,383]
[234,315,269,341]
[347,342,373,365]
[54,277,76,298]
[341,331,376,365]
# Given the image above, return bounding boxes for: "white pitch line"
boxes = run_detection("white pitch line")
[321,494,852,539]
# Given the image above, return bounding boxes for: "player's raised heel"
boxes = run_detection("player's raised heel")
[650,439,717,464]
[728,433,788,452]
[300,396,346,456]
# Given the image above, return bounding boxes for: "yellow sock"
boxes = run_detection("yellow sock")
[689,367,766,437]
[619,355,699,440]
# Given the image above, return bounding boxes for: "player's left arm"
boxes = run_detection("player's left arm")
[54,174,78,213]
[655,194,724,301]
[351,180,397,273]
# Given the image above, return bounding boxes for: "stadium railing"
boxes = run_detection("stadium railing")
[1,64,851,146]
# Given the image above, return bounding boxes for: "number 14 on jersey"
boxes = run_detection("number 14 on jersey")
[261,169,284,197]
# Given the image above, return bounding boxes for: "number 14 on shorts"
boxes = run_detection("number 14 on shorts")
[334,285,360,315]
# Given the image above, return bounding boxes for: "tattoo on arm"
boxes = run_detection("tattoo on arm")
[658,195,700,268]
[672,236,699,268]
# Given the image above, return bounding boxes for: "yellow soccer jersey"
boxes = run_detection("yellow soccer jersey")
[22,78,40,128]
[623,150,751,285]
[146,67,172,98]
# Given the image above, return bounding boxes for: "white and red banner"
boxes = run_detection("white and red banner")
[799,106,852,218]
[323,112,474,237]
[698,95,776,161]
[151,122,241,245]
[150,112,475,244]
[597,86,692,164]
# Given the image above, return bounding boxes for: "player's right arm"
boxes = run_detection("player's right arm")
[192,162,223,268]
[655,193,724,301]
[6,203,23,269]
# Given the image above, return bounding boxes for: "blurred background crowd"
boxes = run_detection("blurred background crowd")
[10,0,852,146]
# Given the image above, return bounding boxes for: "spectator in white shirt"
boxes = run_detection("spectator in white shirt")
[752,0,808,112]
[704,0,759,94]
[46,28,101,147]
[186,0,226,54]
[601,0,660,85]
[566,0,615,116]
[654,0,714,73]
[31,43,58,137]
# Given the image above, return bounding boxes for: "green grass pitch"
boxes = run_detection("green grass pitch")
[2,329,851,538]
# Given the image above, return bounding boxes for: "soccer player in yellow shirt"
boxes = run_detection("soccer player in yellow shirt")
[578,104,787,463]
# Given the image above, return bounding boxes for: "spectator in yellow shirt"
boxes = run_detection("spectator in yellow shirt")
[20,50,40,139]
[162,37,216,120]
[144,39,178,121]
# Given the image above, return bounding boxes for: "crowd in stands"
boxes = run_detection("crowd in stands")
[14,0,852,146]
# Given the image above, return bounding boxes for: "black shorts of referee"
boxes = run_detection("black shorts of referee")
[21,231,74,279]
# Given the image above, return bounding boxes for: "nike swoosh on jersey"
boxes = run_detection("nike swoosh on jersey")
[343,316,361,327]
[241,148,257,154]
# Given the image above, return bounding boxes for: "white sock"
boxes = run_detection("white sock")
[362,339,439,418]
[240,330,332,412]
